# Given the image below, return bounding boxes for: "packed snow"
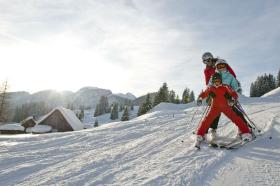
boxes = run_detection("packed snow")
[1,92,280,185]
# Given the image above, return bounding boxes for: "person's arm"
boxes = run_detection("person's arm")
[226,64,237,78]
[225,85,238,100]
[204,68,210,85]
[199,86,212,100]
[229,74,239,91]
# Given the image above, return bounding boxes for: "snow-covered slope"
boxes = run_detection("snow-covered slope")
[261,87,280,98]
[1,96,280,185]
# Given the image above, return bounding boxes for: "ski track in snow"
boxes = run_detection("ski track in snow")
[0,101,280,186]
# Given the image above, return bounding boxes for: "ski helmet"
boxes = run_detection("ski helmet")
[202,52,214,64]
[215,59,227,69]
[212,72,222,82]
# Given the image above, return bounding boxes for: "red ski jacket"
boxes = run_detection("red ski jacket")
[204,64,236,85]
[199,84,238,107]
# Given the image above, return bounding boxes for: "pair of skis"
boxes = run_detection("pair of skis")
[195,137,254,150]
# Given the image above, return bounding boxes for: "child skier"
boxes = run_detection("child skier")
[195,73,252,148]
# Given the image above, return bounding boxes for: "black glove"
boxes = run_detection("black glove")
[228,99,236,107]
[197,99,202,106]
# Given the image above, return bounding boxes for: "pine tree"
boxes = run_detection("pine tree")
[0,81,9,122]
[110,103,119,120]
[250,73,276,97]
[277,69,280,87]
[189,91,195,102]
[182,88,190,103]
[78,109,84,121]
[138,94,153,116]
[121,106,129,121]
[94,104,101,117]
[175,95,180,104]
[94,119,99,127]
[153,82,169,106]
[169,90,176,103]
[99,96,109,114]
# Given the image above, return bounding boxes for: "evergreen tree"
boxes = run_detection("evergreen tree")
[169,90,176,103]
[0,81,9,122]
[182,88,190,103]
[175,95,180,104]
[94,104,101,117]
[99,96,109,114]
[94,119,99,127]
[250,73,276,97]
[130,103,134,111]
[189,91,195,102]
[110,103,119,120]
[153,82,169,106]
[121,106,129,121]
[138,94,153,116]
[276,69,280,87]
[78,109,84,121]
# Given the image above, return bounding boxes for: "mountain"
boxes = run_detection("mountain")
[115,93,136,100]
[133,92,157,106]
[1,93,280,185]
[7,87,136,110]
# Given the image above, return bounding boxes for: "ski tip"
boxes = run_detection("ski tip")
[195,145,201,150]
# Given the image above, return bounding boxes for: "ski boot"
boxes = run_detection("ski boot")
[209,129,217,142]
[241,133,253,143]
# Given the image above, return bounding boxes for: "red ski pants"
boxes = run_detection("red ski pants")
[197,105,250,136]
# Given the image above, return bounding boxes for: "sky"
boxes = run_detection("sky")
[0,0,280,97]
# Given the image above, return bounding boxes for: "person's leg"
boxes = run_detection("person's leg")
[197,107,220,137]
[222,106,250,134]
[232,105,249,126]
[209,114,221,130]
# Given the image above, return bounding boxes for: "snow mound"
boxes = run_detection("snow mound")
[31,125,52,133]
[261,87,280,98]
[0,123,25,131]
[152,102,194,112]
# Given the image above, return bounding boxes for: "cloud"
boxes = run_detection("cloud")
[0,0,279,97]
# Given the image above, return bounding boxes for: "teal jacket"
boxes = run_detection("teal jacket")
[209,71,239,91]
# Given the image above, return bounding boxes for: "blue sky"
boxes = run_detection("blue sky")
[0,0,279,97]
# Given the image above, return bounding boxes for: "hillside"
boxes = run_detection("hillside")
[1,93,280,185]
[7,87,136,110]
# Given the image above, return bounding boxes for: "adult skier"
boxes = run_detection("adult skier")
[202,52,236,85]
[195,73,252,149]
[201,52,237,140]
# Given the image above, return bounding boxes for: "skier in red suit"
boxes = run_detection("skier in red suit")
[195,73,252,147]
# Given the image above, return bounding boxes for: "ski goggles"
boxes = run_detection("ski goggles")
[216,63,227,69]
[213,79,222,83]
[203,58,213,64]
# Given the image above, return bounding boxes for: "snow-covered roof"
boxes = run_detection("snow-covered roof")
[0,123,25,131]
[37,107,84,131]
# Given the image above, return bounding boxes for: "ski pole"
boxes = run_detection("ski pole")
[236,101,261,132]
[192,104,211,134]
[189,106,200,125]
[182,105,209,143]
